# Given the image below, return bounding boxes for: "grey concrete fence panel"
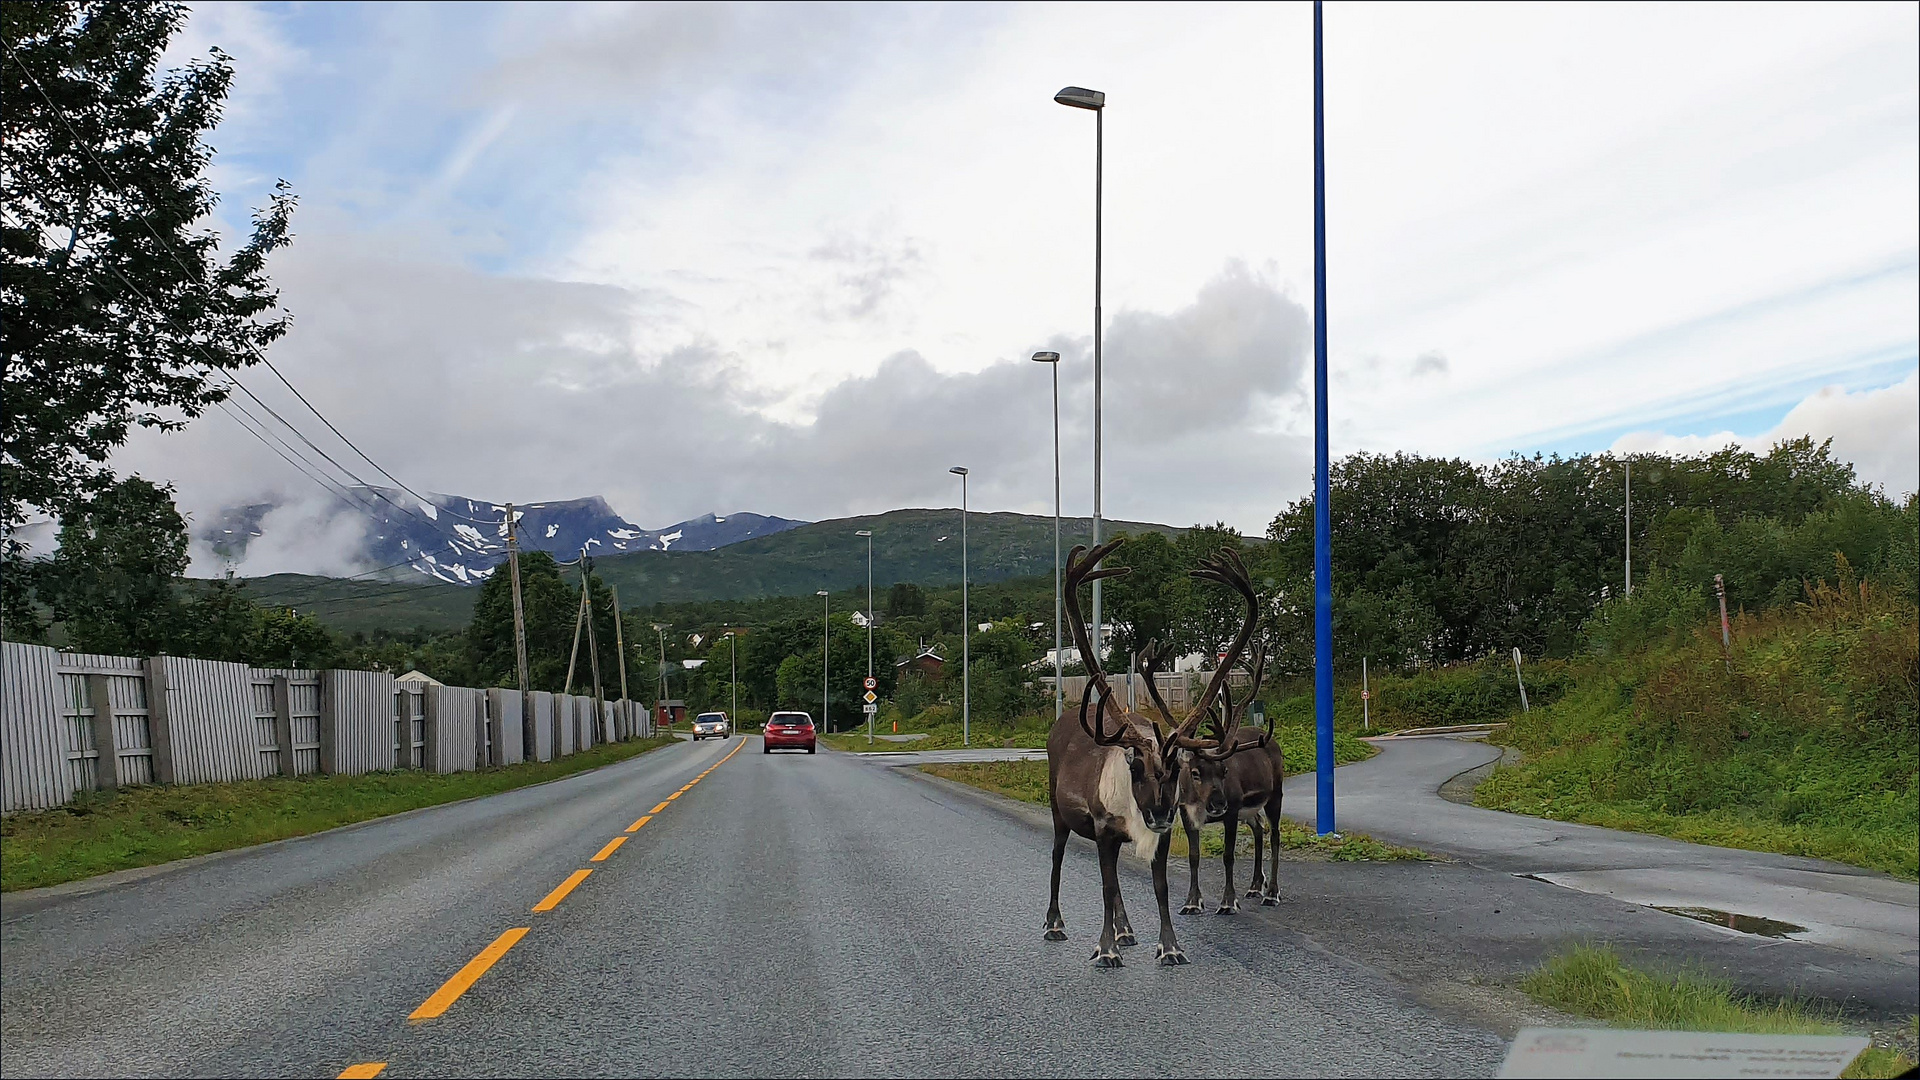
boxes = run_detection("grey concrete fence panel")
[146,656,264,785]
[3,643,73,811]
[320,670,397,775]
[423,686,483,774]
[526,691,555,762]
[601,701,617,745]
[557,695,577,757]
[486,689,524,766]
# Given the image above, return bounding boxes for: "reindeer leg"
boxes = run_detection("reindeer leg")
[1044,819,1069,940]
[1216,807,1240,914]
[1262,803,1282,906]
[1092,835,1124,967]
[1179,807,1204,915]
[1247,811,1266,898]
[1151,829,1188,965]
[1113,886,1137,948]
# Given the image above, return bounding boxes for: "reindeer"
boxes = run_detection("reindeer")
[1161,636,1287,914]
[1043,539,1261,967]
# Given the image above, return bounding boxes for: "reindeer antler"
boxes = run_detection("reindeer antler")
[1136,638,1179,725]
[1063,540,1141,748]
[1198,638,1271,760]
[1175,548,1259,746]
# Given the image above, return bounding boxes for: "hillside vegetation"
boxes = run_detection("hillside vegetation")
[1477,565,1918,879]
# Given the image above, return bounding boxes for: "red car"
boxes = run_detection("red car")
[762,711,817,754]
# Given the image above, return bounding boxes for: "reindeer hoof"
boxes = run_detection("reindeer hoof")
[1179,903,1204,915]
[1044,928,1067,941]
[1091,949,1123,968]
[1115,930,1137,947]
[1154,944,1189,966]
[1215,902,1238,915]
[1261,896,1279,907]
[1246,888,1263,899]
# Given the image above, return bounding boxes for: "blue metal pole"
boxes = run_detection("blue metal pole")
[1313,0,1336,836]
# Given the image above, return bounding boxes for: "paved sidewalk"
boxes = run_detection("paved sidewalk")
[1280,735,1919,966]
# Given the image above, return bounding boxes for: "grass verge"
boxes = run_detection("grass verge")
[919,759,1429,863]
[1,736,679,892]
[1521,945,1916,1079]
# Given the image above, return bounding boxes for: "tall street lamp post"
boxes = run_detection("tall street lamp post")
[724,630,737,736]
[1031,350,1063,721]
[855,529,874,744]
[949,466,970,747]
[1053,84,1106,662]
[817,590,830,734]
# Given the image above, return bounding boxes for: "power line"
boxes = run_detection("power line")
[3,37,492,526]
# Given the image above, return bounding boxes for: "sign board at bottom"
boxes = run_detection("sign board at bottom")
[862,703,877,714]
[1498,1028,1869,1079]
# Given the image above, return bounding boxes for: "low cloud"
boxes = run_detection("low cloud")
[112,247,1316,574]
[1611,370,1919,496]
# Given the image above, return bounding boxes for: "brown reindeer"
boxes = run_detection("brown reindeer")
[1177,637,1287,912]
[1043,539,1260,966]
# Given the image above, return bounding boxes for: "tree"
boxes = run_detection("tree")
[2,1,295,618]
[466,551,581,692]
[42,475,185,654]
[886,582,927,619]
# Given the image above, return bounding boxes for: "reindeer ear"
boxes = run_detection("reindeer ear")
[1123,746,1138,766]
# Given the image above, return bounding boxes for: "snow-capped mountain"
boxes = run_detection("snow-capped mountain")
[200,489,806,585]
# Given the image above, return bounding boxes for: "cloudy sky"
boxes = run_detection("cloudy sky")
[110,1,1918,573]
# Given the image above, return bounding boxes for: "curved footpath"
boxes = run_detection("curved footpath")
[1277,735,1919,965]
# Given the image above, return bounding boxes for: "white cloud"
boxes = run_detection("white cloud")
[116,1,1917,573]
[1612,370,1919,496]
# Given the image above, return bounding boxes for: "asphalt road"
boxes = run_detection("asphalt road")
[1,737,1506,1079]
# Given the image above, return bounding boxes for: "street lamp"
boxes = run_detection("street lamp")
[1054,84,1106,662]
[1032,350,1063,722]
[949,466,970,747]
[724,630,737,736]
[817,590,830,735]
[855,529,874,745]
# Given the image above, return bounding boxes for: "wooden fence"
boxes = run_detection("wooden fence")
[1041,670,1254,713]
[1,642,654,813]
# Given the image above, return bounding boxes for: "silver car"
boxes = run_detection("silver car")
[691,712,729,740]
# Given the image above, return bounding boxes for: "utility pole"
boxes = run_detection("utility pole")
[819,590,830,734]
[505,504,531,696]
[1624,461,1632,598]
[611,585,629,739]
[580,550,604,725]
[1715,573,1732,669]
[563,568,588,696]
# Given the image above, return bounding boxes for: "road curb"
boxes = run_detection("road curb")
[1,738,695,921]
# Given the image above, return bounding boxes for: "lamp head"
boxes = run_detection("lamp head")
[1031,350,1061,364]
[1053,86,1105,110]
[949,466,968,476]
[817,590,830,597]
[855,530,872,537]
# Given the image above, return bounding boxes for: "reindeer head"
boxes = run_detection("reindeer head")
[1066,541,1263,835]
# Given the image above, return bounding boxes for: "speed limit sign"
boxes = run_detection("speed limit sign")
[863,676,877,690]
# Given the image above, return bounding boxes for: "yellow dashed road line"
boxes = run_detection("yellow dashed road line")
[407,928,528,1021]
[337,1064,387,1079]
[590,836,626,862]
[626,815,652,833]
[531,870,592,913]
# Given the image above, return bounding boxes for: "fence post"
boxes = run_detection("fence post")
[272,675,297,777]
[86,673,120,791]
[143,656,177,784]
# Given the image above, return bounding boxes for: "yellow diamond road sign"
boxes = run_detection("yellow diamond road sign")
[863,690,877,704]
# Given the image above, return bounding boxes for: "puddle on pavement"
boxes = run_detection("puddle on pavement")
[1653,905,1808,938]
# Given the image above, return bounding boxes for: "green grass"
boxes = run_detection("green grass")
[919,758,1428,863]
[0,736,679,892]
[829,717,1378,770]
[1521,945,1915,1079]
[1474,597,1919,880]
